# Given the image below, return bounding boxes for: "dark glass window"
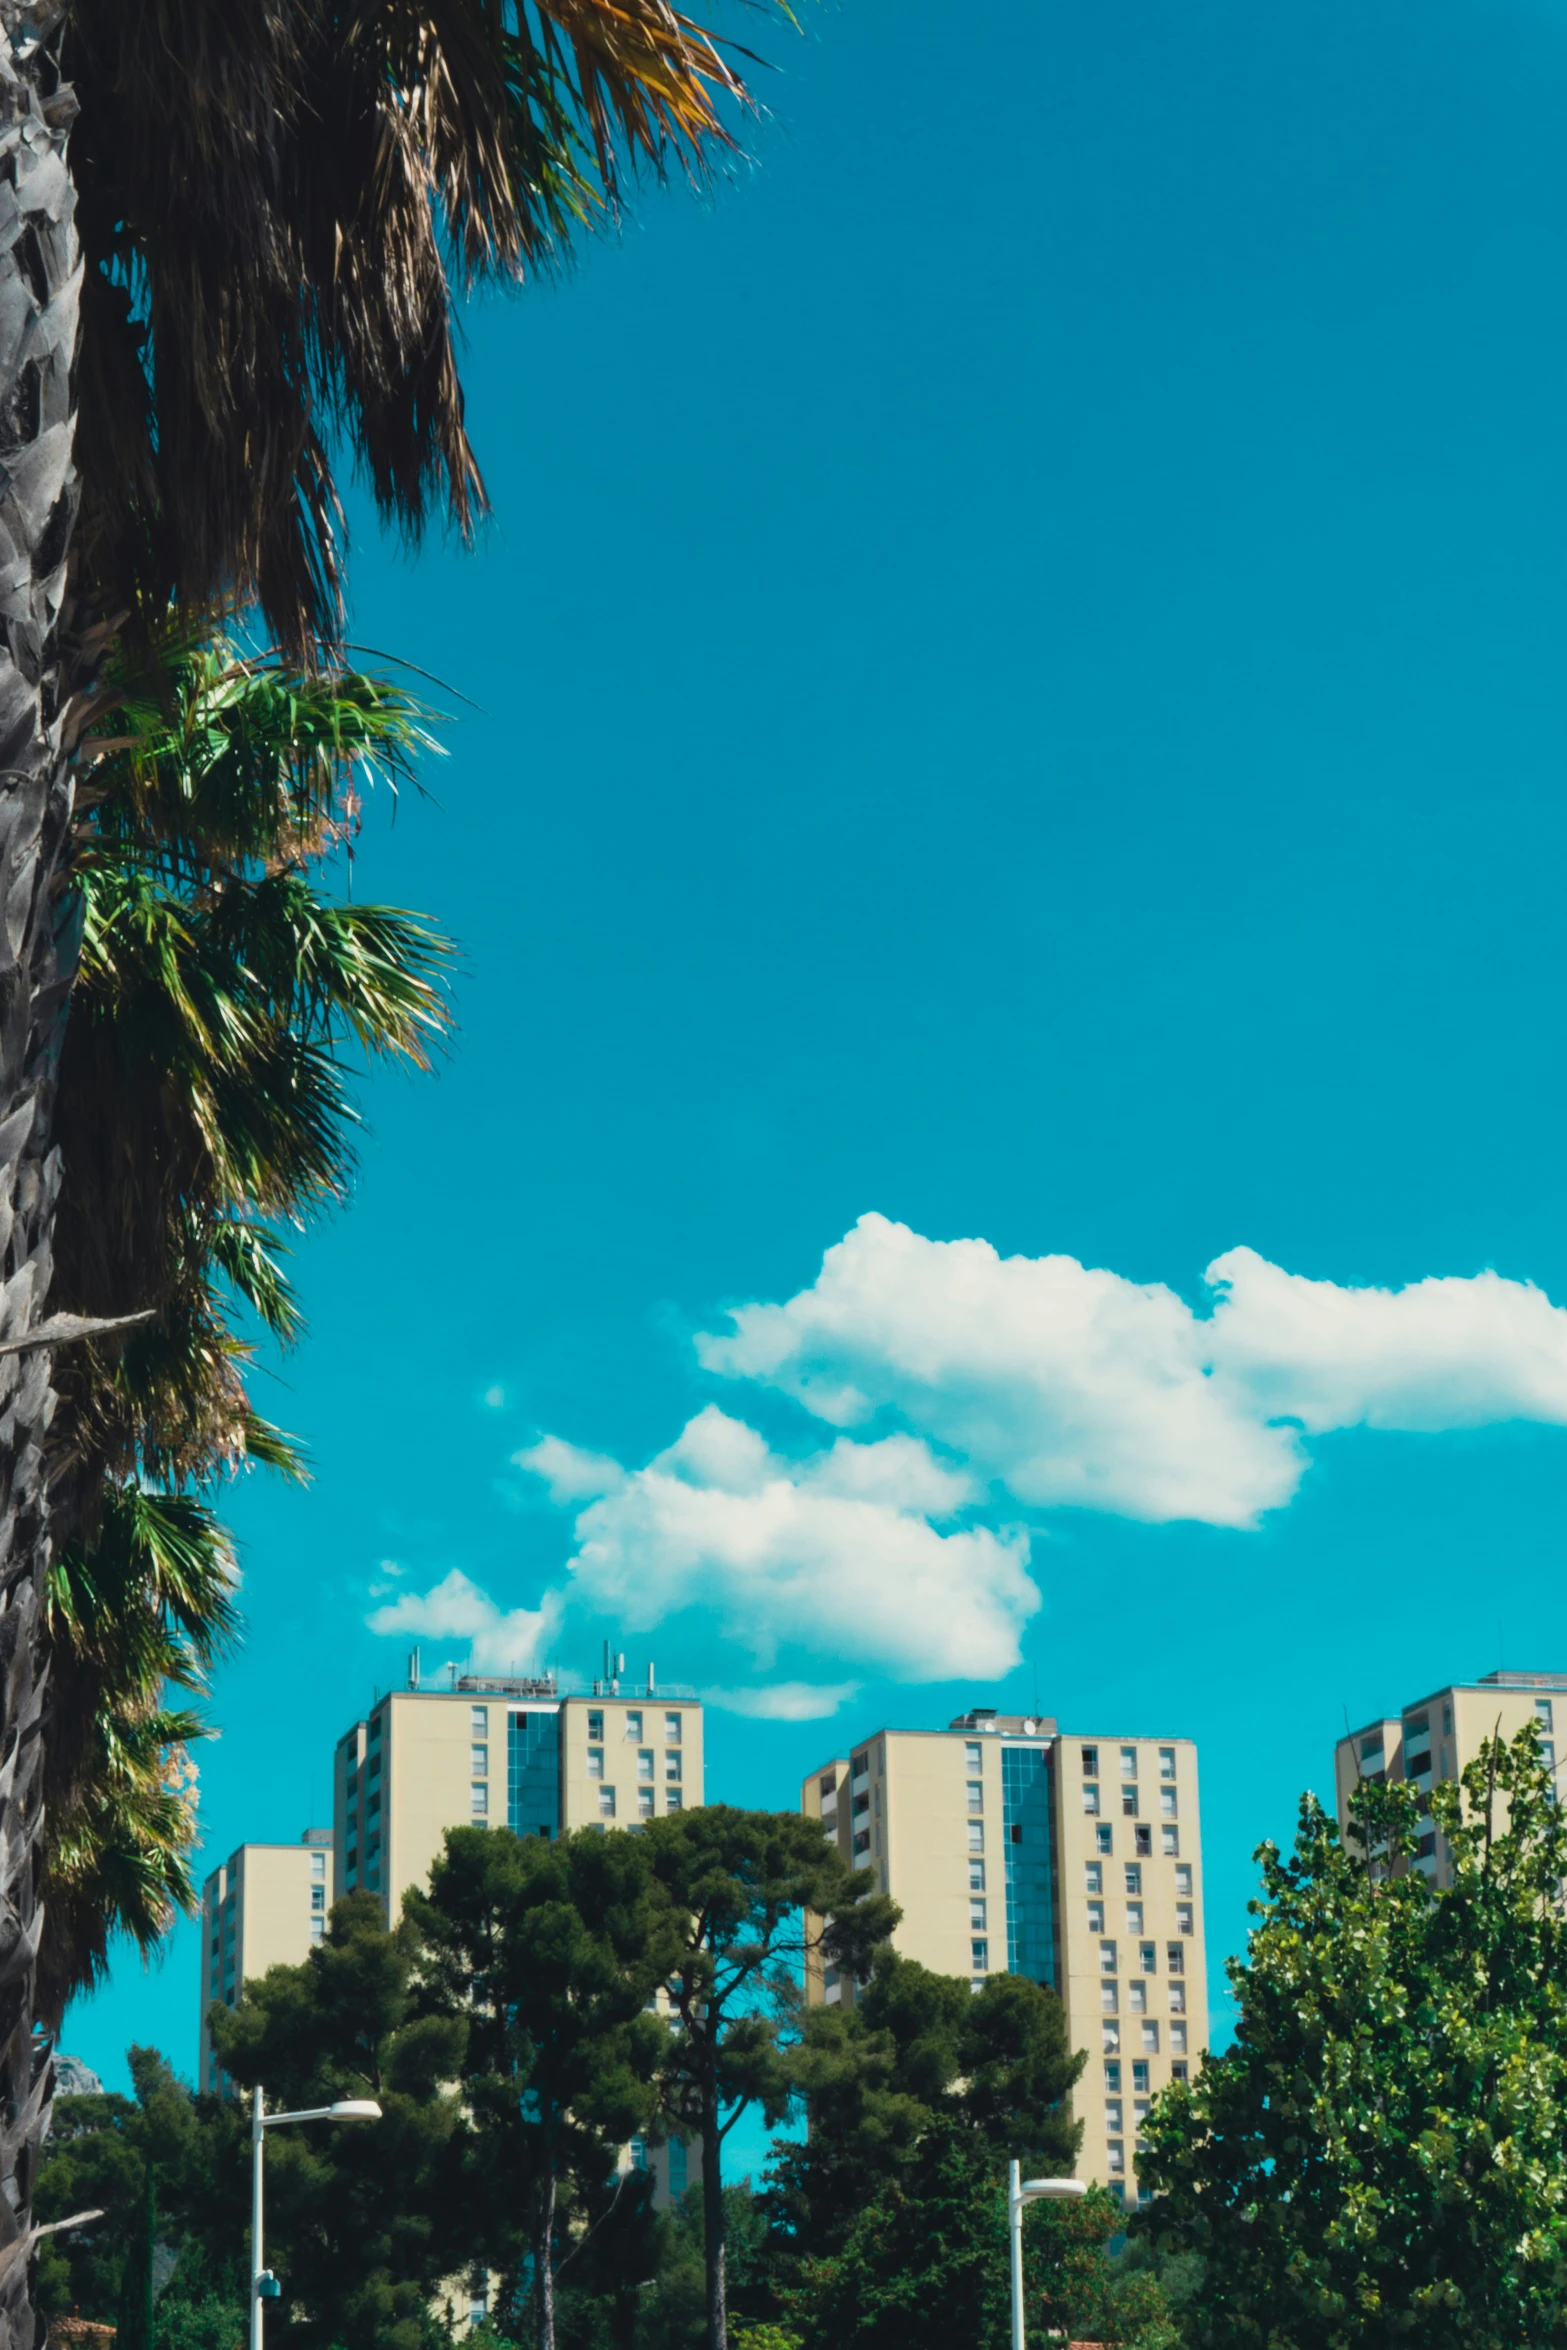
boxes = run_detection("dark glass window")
[1001,1745,1054,1988]
[508,1708,562,1839]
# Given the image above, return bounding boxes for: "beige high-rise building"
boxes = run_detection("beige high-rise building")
[332,1664,706,2210]
[198,1830,334,2091]
[333,1665,704,1912]
[802,1703,1207,2206]
[1335,1668,1567,1887]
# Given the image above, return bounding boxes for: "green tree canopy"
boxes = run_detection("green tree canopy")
[641,1805,899,2350]
[1140,1724,1567,2348]
[210,1890,468,2350]
[409,1823,675,2350]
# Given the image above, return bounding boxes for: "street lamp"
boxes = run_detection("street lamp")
[250,2088,382,2350]
[1008,2159,1088,2350]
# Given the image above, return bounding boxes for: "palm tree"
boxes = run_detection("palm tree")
[0,6,769,2318]
[38,626,453,2045]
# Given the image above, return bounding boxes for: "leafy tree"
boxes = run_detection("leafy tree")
[1140,1724,1567,2348]
[410,1824,674,2350]
[641,1806,899,2350]
[781,2120,1166,2350]
[768,1950,1083,2267]
[210,1889,468,2350]
[0,2,780,2327]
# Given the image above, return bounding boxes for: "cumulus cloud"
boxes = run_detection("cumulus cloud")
[697,1215,1567,1530]
[367,1567,563,1674]
[367,1218,1567,1689]
[705,1680,862,1721]
[515,1405,1037,1681]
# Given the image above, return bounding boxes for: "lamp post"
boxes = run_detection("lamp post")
[250,2088,382,2350]
[1008,2160,1088,2350]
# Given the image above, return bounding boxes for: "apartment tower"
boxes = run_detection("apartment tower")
[1335,1667,1567,1886]
[198,1830,334,2091]
[802,1705,1206,2203]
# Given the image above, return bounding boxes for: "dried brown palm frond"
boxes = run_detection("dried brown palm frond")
[63,0,778,658]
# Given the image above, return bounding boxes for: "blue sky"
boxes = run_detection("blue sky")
[70,0,1567,2139]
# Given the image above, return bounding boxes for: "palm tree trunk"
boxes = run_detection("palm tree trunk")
[701,2110,726,2350]
[0,20,84,2350]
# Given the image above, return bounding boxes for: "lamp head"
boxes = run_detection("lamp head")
[1019,2178,1088,2200]
[328,2100,382,2120]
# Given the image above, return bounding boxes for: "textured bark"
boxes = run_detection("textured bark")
[701,2113,726,2350]
[0,12,81,2349]
[535,2169,556,2350]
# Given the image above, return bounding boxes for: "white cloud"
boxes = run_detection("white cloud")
[367,1567,563,1674]
[697,1214,1567,1530]
[515,1405,1038,1681]
[705,1680,862,1720]
[515,1434,627,1505]
[483,1385,507,1410]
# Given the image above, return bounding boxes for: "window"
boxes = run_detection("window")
[968,1821,984,1851]
[853,1790,870,1816]
[1539,1698,1556,1733]
[1160,1787,1178,1818]
[369,1713,382,1745]
[971,1939,988,1972]
[588,1709,604,1742]
[1359,1733,1383,1765]
[599,1786,617,1819]
[1083,1783,1101,1815]
[852,1751,869,1782]
[1100,1940,1118,1973]
[311,1886,325,1912]
[471,1706,488,1738]
[666,1791,683,1812]
[638,1788,655,1819]
[970,1858,986,1892]
[970,1900,987,1930]
[1128,1980,1147,2013]
[1176,1902,1194,1935]
[1134,2097,1151,2135]
[965,1742,983,1770]
[638,1749,655,1781]
[1171,2021,1188,2053]
[1124,1863,1142,1895]
[1174,1863,1192,1896]
[1141,2019,1160,2053]
[1126,1902,1144,1934]
[666,1712,683,1743]
[1106,2140,1125,2175]
[1096,1824,1113,1855]
[1544,1742,1558,1771]
[1169,1982,1186,2014]
[624,1711,643,1742]
[666,1751,683,1782]
[819,1770,835,1797]
[1159,1746,1176,1778]
[1121,1785,1139,1817]
[1161,1827,1179,1857]
[1102,2018,1120,2052]
[1105,2099,1124,2133]
[587,1747,605,1780]
[310,1917,325,1944]
[1172,2059,1189,2082]
[1087,1901,1104,1933]
[1101,1981,1118,2012]
[1135,1824,1152,1857]
[1085,1862,1102,1894]
[367,1789,381,1819]
[311,1852,326,1879]
[967,1780,984,1812]
[854,1829,871,1856]
[471,1782,489,1818]
[1120,1746,1137,1777]
[1132,2060,1150,2092]
[1104,2060,1122,2091]
[367,1753,381,1782]
[1081,1745,1099,1777]
[1167,1942,1185,1974]
[471,1744,488,1777]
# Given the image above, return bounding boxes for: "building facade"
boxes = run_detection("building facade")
[1334,1668,1566,1886]
[801,1705,1206,2203]
[198,1830,334,2091]
[333,1668,705,1914]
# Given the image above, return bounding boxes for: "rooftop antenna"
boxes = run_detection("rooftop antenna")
[407,1647,421,1692]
